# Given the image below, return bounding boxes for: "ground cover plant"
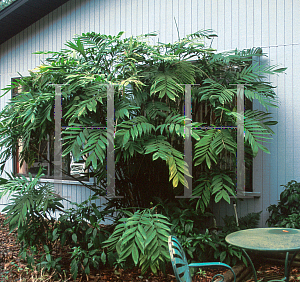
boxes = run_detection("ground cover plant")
[0,30,285,278]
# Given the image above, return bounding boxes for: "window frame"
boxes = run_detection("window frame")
[11,77,93,183]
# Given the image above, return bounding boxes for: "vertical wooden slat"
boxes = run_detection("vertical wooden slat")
[293,0,300,44]
[61,4,67,53]
[119,0,126,35]
[191,0,198,38]
[210,0,218,50]
[253,0,262,47]
[99,0,105,34]
[238,0,247,49]
[74,0,81,35]
[284,0,293,46]
[184,0,192,37]
[268,0,277,46]
[292,44,300,180]
[276,46,286,198]
[84,0,90,33]
[246,0,254,48]
[224,0,232,50]
[35,21,40,66]
[284,45,294,182]
[177,0,185,41]
[204,0,212,31]
[216,0,225,50]
[69,0,76,39]
[131,0,137,36]
[52,8,58,52]
[135,0,143,36]
[7,38,12,74]
[94,0,100,33]
[12,35,17,74]
[197,0,205,36]
[276,0,285,46]
[42,14,48,64]
[268,47,279,211]
[172,0,179,41]
[164,0,173,44]
[142,0,149,35]
[115,0,121,34]
[231,0,239,49]
[108,0,115,35]
[261,0,269,47]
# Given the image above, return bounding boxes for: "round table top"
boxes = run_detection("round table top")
[225,228,300,252]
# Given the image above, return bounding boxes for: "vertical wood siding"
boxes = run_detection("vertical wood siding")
[0,0,298,226]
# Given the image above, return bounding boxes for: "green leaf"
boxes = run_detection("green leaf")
[220,251,227,262]
[101,251,106,265]
[72,233,77,243]
[46,254,51,262]
[132,243,139,265]
[138,224,147,239]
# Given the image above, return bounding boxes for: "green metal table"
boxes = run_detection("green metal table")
[225,228,300,281]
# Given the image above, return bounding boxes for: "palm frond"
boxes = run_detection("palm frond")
[194,129,218,168]
[192,177,212,213]
[198,79,235,106]
[144,101,170,119]
[150,73,183,101]
[211,173,235,203]
[144,138,190,188]
[156,114,186,138]
[115,116,155,146]
[174,61,195,84]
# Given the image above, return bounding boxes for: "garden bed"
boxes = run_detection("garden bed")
[0,213,300,282]
[0,213,227,281]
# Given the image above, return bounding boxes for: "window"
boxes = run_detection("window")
[191,86,253,192]
[12,78,89,181]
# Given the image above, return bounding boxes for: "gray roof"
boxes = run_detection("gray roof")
[0,0,69,45]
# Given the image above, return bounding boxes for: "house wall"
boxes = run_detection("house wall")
[0,0,299,226]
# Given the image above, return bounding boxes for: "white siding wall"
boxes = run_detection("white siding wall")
[0,0,298,226]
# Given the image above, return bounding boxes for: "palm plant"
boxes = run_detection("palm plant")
[0,31,285,212]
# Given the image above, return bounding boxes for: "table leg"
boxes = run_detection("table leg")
[284,252,289,281]
[242,249,257,282]
[284,250,300,281]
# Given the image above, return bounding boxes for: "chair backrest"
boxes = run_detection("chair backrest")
[168,235,192,282]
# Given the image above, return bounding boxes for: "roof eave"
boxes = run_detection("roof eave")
[0,0,70,45]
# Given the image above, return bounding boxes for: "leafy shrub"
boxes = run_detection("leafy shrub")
[186,231,247,267]
[222,211,262,234]
[155,198,214,241]
[185,213,262,267]
[0,31,284,213]
[154,198,250,265]
[267,180,300,228]
[0,169,64,267]
[103,208,171,275]
[56,196,110,279]
[0,170,111,279]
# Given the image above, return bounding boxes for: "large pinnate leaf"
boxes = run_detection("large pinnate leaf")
[103,209,171,274]
[150,73,183,101]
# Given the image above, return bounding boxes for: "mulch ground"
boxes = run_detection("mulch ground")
[0,213,299,281]
[0,214,227,281]
[245,261,300,282]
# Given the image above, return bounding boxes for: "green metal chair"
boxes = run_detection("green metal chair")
[168,235,236,282]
